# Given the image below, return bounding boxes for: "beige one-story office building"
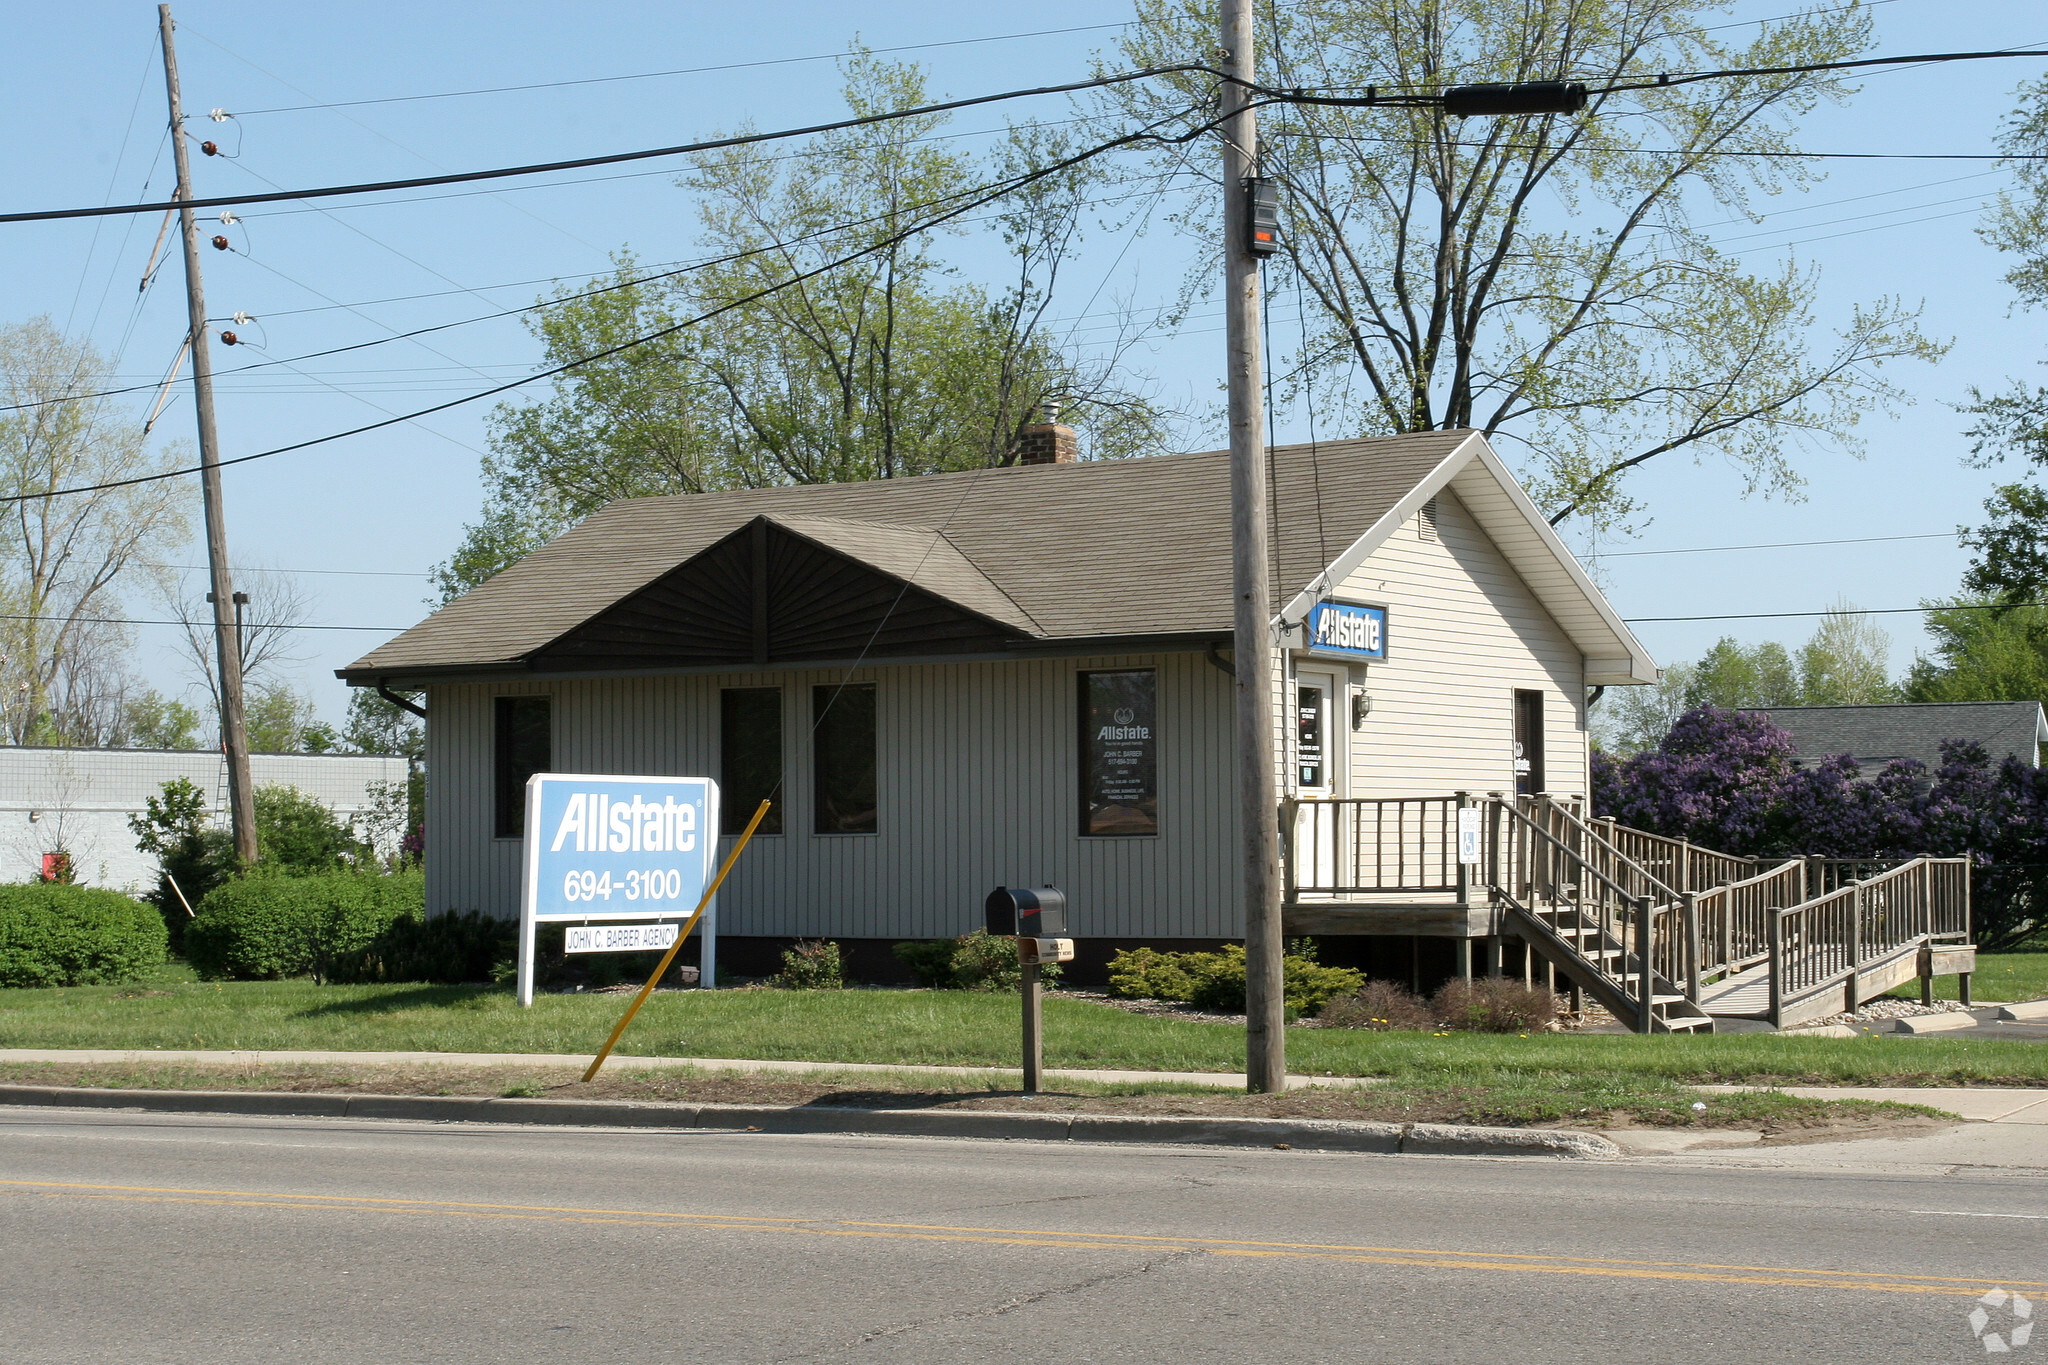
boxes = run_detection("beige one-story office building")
[341,427,1657,980]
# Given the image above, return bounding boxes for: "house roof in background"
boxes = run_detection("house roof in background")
[1748,701,2048,773]
[341,431,1655,683]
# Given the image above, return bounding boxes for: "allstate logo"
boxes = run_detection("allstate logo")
[1113,708,1135,725]
[1971,1288,2034,1353]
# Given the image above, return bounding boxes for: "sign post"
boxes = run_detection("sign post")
[518,773,720,1008]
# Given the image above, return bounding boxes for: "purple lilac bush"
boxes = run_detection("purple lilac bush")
[1592,707,2047,949]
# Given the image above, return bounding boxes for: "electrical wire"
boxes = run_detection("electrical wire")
[1590,531,1955,557]
[230,22,1138,116]
[0,64,1217,225]
[0,612,405,632]
[2,161,1211,414]
[1625,603,2048,624]
[0,102,1220,504]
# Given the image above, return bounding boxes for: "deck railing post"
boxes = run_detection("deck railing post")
[1767,910,1784,1028]
[1847,880,1864,1014]
[1635,894,1655,1035]
[1682,891,1701,1004]
[1454,790,1471,908]
[1717,881,1734,976]
[1805,853,1825,900]
[1677,839,1691,895]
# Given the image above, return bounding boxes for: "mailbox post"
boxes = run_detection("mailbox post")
[988,886,1073,1095]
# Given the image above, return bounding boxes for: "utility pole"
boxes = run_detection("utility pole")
[160,4,258,864]
[1220,0,1284,1094]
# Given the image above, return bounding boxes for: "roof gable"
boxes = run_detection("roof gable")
[527,515,1033,672]
[1274,435,1657,685]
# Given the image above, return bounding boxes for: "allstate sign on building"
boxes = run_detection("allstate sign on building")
[1304,600,1388,661]
[517,773,720,1005]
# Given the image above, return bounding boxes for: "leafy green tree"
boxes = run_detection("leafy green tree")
[436,54,1172,601]
[244,684,335,754]
[1109,0,1941,533]
[1959,78,2048,604]
[1794,603,1898,705]
[252,784,366,872]
[342,688,422,761]
[1686,639,1801,710]
[126,776,234,945]
[121,690,203,749]
[1907,600,2048,707]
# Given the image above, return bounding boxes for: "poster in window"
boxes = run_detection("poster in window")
[1080,670,1157,836]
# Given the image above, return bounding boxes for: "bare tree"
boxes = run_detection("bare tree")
[163,565,315,723]
[0,317,190,742]
[1108,0,1943,533]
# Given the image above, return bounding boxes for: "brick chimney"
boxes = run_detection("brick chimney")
[1016,400,1078,465]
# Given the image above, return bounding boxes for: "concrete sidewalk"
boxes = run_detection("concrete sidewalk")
[0,1048,1375,1092]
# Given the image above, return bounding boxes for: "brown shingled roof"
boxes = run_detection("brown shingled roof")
[341,432,1476,679]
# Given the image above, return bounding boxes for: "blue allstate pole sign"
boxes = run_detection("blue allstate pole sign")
[518,773,721,1007]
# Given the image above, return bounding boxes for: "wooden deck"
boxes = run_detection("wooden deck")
[1283,896,1502,938]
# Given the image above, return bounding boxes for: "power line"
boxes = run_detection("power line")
[3,161,1209,415]
[1624,603,2048,624]
[230,22,1137,116]
[0,103,1217,504]
[0,64,1212,225]
[0,612,404,632]
[146,563,430,578]
[1591,531,1956,558]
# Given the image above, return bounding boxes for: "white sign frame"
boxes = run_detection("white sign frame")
[518,772,720,1007]
[1456,806,1483,865]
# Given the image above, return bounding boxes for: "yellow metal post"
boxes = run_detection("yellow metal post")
[581,799,772,1083]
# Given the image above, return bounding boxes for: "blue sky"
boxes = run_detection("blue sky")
[3,0,2045,725]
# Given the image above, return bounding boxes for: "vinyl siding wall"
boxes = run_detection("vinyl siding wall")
[1286,488,1588,800]
[425,653,1243,939]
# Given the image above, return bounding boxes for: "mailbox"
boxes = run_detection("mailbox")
[986,885,1068,938]
[1017,937,1075,966]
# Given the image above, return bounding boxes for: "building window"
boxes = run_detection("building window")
[493,696,552,838]
[1513,689,1545,796]
[720,688,784,835]
[1080,669,1158,836]
[813,683,877,834]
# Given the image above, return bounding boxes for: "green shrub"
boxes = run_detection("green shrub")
[891,930,1060,991]
[0,883,168,987]
[1429,978,1556,1033]
[253,784,369,871]
[1103,943,1362,1017]
[1317,979,1436,1031]
[184,869,424,981]
[772,939,844,989]
[1106,946,1196,1002]
[331,910,511,985]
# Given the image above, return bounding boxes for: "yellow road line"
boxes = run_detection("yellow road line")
[3,1179,2036,1299]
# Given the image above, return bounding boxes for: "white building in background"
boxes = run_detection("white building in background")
[0,747,409,893]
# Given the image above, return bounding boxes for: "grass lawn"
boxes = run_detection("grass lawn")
[4,968,2047,1088]
[1886,950,2048,1004]
[0,1057,1954,1132]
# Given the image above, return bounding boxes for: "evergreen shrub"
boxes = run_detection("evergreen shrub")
[332,909,512,985]
[184,869,424,981]
[1104,943,1363,1017]
[890,929,1060,991]
[0,883,168,987]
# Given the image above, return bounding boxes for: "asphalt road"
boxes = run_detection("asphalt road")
[3,1107,2044,1364]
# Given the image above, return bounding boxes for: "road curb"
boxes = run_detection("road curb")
[0,1084,1618,1159]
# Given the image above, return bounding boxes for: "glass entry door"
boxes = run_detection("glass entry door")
[1296,671,1338,797]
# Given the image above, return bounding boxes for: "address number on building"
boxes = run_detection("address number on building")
[564,923,681,955]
